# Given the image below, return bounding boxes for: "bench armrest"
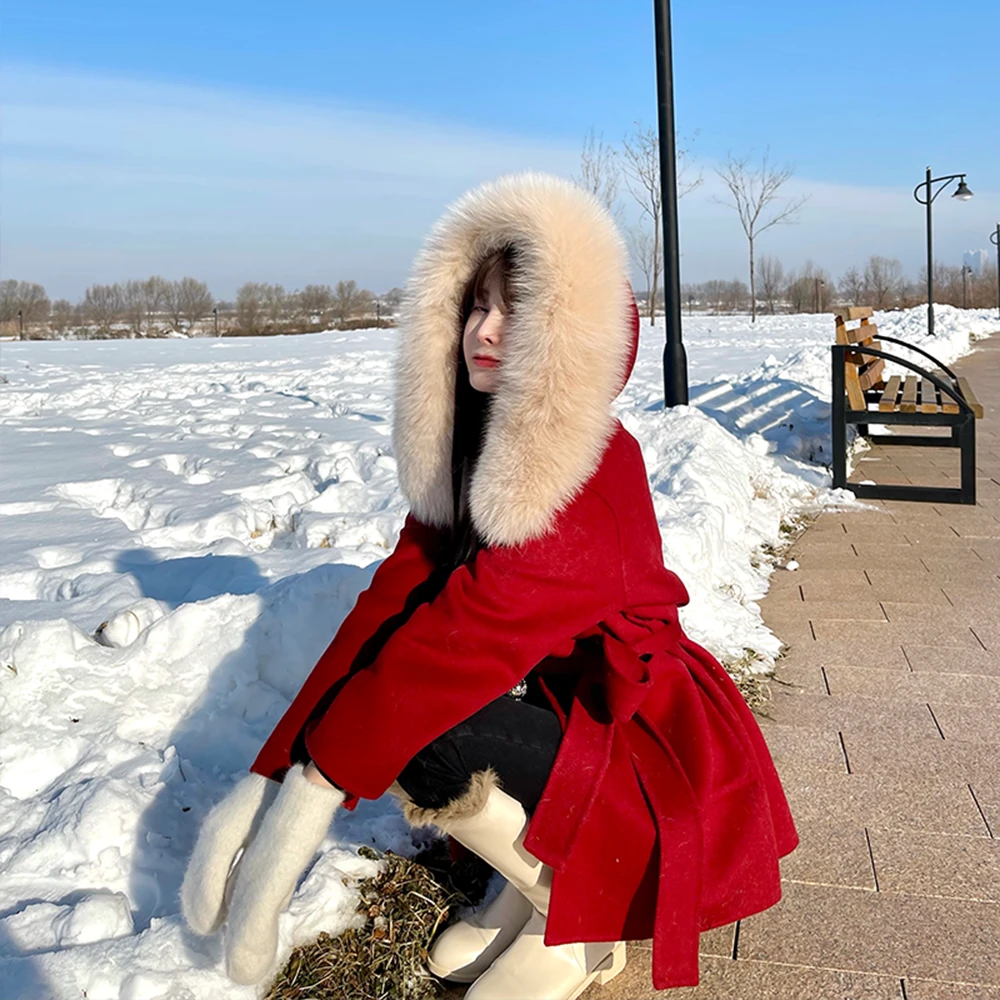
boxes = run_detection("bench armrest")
[876,334,960,383]
[831,344,974,415]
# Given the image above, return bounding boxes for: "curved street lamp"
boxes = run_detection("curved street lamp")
[991,224,1000,320]
[913,167,973,336]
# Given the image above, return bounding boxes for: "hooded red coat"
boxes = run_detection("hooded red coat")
[251,174,798,989]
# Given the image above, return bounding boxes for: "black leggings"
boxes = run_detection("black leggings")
[395,692,563,813]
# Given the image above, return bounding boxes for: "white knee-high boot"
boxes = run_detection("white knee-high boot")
[395,772,626,1000]
[389,776,533,982]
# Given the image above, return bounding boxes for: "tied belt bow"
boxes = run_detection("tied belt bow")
[526,609,704,986]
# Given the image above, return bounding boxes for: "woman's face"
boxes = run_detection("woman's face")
[462,275,505,393]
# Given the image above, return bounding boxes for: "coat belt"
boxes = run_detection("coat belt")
[527,611,703,986]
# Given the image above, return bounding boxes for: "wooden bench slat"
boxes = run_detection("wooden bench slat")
[957,377,984,419]
[900,375,918,413]
[879,375,901,412]
[833,306,874,321]
[845,364,867,410]
[858,358,885,390]
[919,379,938,414]
[838,322,879,346]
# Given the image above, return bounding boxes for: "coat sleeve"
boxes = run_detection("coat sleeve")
[249,513,443,786]
[302,487,625,801]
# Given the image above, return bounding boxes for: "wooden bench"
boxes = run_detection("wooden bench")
[831,306,983,504]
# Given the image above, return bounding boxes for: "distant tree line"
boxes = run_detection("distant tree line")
[678,254,998,316]
[0,277,405,340]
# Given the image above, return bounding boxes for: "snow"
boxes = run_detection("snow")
[0,305,994,997]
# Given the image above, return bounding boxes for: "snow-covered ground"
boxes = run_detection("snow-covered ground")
[0,305,995,998]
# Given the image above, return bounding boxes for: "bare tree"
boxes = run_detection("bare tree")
[784,260,831,314]
[715,151,807,322]
[333,280,368,327]
[121,280,148,338]
[236,282,268,336]
[49,299,77,336]
[838,266,866,306]
[627,227,658,315]
[863,255,904,308]
[576,128,620,215]
[621,122,701,321]
[164,278,213,332]
[0,280,50,326]
[381,287,405,313]
[298,284,334,327]
[83,283,124,337]
[757,256,785,314]
[265,284,287,329]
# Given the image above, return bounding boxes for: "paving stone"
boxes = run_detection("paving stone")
[825,666,1000,706]
[787,567,873,587]
[867,827,1000,901]
[840,724,1000,782]
[780,817,876,890]
[968,773,1000,836]
[599,952,905,1000]
[841,522,914,542]
[760,723,847,773]
[810,620,982,647]
[970,623,1000,652]
[780,639,909,669]
[777,767,987,837]
[901,644,1000,676]
[878,601,981,625]
[768,662,828,695]
[905,979,1000,1000]
[764,689,940,734]
[919,553,997,575]
[800,599,889,621]
[760,616,815,647]
[926,701,1000,745]
[738,881,1000,982]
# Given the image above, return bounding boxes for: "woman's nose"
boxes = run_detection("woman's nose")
[478,309,503,345]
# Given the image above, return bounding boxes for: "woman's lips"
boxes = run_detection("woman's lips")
[473,356,500,368]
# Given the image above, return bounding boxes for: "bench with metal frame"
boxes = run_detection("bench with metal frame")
[831,306,983,504]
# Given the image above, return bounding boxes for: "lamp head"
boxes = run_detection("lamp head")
[952,178,974,201]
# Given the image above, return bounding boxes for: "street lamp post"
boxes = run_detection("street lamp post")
[961,265,972,310]
[991,225,1000,320]
[213,307,219,337]
[814,277,826,313]
[912,166,973,337]
[654,0,687,406]
[17,309,23,341]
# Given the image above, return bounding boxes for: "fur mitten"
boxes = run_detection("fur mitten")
[224,764,345,985]
[181,771,279,935]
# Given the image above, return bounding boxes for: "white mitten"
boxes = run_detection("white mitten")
[224,764,345,985]
[181,771,279,935]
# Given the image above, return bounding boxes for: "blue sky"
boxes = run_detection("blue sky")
[4,0,998,299]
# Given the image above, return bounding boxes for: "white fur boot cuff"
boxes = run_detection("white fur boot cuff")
[224,764,346,985]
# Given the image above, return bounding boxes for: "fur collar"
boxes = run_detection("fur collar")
[392,173,635,548]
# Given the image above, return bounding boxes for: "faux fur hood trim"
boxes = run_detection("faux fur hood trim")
[393,173,635,548]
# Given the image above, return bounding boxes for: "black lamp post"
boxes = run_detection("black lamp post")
[913,166,973,336]
[654,0,687,406]
[961,265,972,310]
[814,277,826,313]
[213,306,219,337]
[17,309,23,341]
[991,225,1000,320]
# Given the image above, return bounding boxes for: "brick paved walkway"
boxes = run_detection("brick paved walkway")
[443,333,1000,1000]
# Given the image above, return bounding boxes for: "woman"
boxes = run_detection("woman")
[181,173,799,997]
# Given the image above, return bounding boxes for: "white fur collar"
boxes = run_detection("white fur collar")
[392,173,633,548]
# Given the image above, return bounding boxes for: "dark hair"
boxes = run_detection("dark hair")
[442,246,519,571]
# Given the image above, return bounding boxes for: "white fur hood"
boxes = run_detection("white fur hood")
[392,172,638,548]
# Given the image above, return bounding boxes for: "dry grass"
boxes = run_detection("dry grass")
[265,840,492,1000]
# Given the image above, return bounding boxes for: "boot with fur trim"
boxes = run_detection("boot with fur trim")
[388,776,533,982]
[394,772,626,999]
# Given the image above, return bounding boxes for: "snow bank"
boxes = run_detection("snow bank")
[0,306,993,996]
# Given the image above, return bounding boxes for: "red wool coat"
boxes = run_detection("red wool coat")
[251,174,799,989]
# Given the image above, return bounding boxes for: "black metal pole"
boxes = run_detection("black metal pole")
[654,0,687,407]
[213,307,219,337]
[925,166,934,338]
[991,225,1000,320]
[962,266,968,309]
[17,310,23,341]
